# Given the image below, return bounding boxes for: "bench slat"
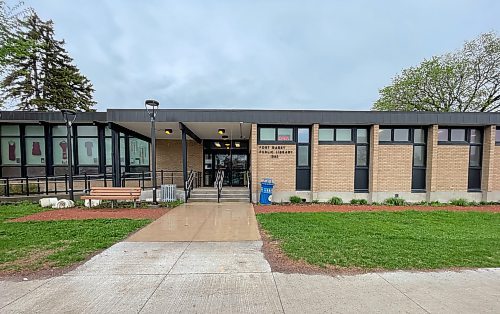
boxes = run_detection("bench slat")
[81,196,140,200]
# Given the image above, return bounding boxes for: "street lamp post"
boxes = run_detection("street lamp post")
[61,109,77,201]
[145,99,159,204]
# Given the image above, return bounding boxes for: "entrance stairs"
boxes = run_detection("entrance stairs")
[188,187,250,203]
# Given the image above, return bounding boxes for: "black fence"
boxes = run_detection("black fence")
[0,170,202,197]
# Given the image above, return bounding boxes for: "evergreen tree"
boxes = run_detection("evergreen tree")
[1,12,95,111]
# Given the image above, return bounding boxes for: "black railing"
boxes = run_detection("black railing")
[0,170,202,198]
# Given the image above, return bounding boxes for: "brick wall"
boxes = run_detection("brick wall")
[317,145,355,192]
[481,126,496,192]
[376,145,413,192]
[426,125,438,192]
[493,146,500,191]
[256,144,296,192]
[434,145,469,191]
[369,125,379,193]
[250,124,259,199]
[156,140,203,172]
[311,124,319,193]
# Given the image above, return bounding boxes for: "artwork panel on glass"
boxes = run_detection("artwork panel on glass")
[78,138,99,165]
[1,137,21,165]
[25,138,46,165]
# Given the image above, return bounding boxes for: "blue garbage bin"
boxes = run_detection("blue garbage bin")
[259,178,275,205]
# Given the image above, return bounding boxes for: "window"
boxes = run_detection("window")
[379,128,411,143]
[394,129,409,142]
[450,129,466,142]
[77,126,99,167]
[297,145,309,166]
[318,128,353,143]
[260,128,275,141]
[438,129,448,141]
[414,129,425,144]
[297,128,309,143]
[278,128,293,141]
[25,125,46,176]
[356,146,367,166]
[129,137,149,167]
[379,129,391,142]
[413,146,425,167]
[496,128,500,145]
[470,129,481,144]
[411,128,427,191]
[356,129,367,143]
[469,146,481,167]
[318,129,334,141]
[0,125,21,177]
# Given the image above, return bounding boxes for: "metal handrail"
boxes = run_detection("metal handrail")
[247,170,252,203]
[185,170,196,200]
[214,169,224,203]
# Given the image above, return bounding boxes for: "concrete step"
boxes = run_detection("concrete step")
[220,198,250,202]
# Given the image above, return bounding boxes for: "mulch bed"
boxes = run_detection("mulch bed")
[9,208,170,222]
[255,204,500,214]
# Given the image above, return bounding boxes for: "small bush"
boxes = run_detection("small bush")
[449,198,469,206]
[429,201,445,207]
[328,196,343,205]
[350,199,368,205]
[289,196,302,204]
[160,200,184,208]
[384,197,406,206]
[311,199,320,204]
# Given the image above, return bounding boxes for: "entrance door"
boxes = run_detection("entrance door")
[203,140,249,187]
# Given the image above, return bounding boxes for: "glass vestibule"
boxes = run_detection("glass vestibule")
[203,140,249,187]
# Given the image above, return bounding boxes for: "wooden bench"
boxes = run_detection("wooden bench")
[80,187,142,208]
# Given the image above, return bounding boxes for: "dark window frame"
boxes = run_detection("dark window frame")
[75,124,100,174]
[318,126,355,144]
[495,127,500,146]
[257,126,297,144]
[468,128,483,192]
[354,127,370,192]
[411,127,427,192]
[378,127,412,144]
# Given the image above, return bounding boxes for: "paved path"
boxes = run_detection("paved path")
[1,203,499,313]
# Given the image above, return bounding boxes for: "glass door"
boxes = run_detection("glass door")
[231,154,248,186]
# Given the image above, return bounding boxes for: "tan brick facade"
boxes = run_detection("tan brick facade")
[376,145,413,192]
[317,145,355,192]
[311,124,319,193]
[434,145,469,191]
[369,125,379,193]
[493,146,500,191]
[255,144,296,192]
[481,126,496,193]
[426,125,439,193]
[156,139,203,172]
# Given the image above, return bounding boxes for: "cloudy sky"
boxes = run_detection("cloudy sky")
[12,0,500,111]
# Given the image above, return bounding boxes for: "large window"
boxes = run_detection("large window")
[76,125,99,174]
[25,125,46,176]
[412,128,427,191]
[354,128,369,191]
[52,125,73,175]
[0,125,21,177]
[379,128,411,143]
[296,128,310,190]
[258,127,294,142]
[318,128,352,142]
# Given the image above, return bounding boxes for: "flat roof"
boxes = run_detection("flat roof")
[1,109,500,126]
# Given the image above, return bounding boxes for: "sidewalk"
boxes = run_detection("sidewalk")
[1,203,499,313]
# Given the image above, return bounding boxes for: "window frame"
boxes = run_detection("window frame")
[378,127,412,144]
[495,127,500,146]
[411,127,427,192]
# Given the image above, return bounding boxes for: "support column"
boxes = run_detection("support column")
[311,124,319,200]
[426,125,439,201]
[250,124,259,203]
[481,125,496,201]
[368,124,379,203]
[181,125,188,200]
[111,128,121,187]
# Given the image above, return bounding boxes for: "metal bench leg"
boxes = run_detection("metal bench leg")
[134,200,136,208]
[111,201,114,209]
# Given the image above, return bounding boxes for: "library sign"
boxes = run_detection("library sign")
[258,145,294,159]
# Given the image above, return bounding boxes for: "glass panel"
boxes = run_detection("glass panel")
[231,154,247,170]
[104,127,112,136]
[413,146,425,167]
[394,129,409,142]
[120,137,126,165]
[318,129,334,141]
[105,138,112,165]
[25,138,45,165]
[496,129,500,143]
[260,128,275,141]
[25,125,44,136]
[129,138,149,166]
[336,128,352,142]
[77,125,97,136]
[451,129,466,141]
[470,129,481,144]
[277,128,293,141]
[356,129,367,143]
[438,129,448,141]
[356,146,367,166]
[297,145,309,166]
[78,138,99,165]
[297,128,309,143]
[469,146,481,167]
[52,125,67,136]
[1,138,21,165]
[52,138,72,165]
[0,125,20,136]
[414,129,425,144]
[379,129,391,142]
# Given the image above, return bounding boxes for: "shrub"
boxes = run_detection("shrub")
[311,199,320,204]
[289,196,302,204]
[328,196,343,205]
[429,201,445,207]
[384,197,406,206]
[350,199,368,205]
[449,198,469,206]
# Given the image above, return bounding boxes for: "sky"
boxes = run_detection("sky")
[10,0,500,111]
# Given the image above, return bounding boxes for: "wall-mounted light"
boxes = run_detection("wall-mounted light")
[214,142,221,148]
[164,128,173,135]
[218,128,225,135]
[225,142,230,147]
[235,142,240,148]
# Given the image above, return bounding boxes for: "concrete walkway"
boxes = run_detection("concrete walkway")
[1,203,499,313]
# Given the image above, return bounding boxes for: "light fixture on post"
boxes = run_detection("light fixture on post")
[218,128,225,135]
[145,99,160,205]
[60,109,77,202]
[164,128,173,135]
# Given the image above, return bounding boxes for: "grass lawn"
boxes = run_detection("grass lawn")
[257,211,500,270]
[0,202,151,274]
